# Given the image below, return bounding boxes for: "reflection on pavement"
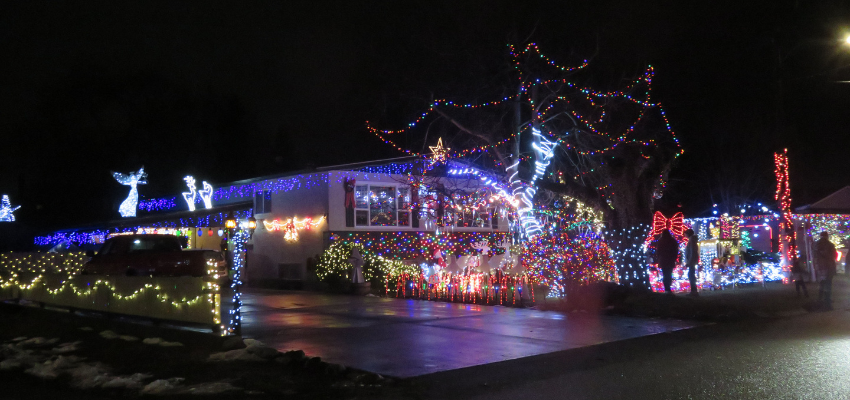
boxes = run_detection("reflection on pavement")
[241,289,701,378]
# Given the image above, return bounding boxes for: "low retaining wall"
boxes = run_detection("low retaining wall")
[0,252,225,332]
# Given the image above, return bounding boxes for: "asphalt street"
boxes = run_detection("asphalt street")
[416,308,850,400]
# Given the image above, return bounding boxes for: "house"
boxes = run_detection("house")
[35,158,512,288]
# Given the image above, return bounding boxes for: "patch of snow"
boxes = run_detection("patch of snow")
[17,337,59,348]
[186,381,241,395]
[52,341,82,354]
[142,337,163,345]
[118,335,139,342]
[242,338,264,347]
[25,359,62,379]
[207,349,265,362]
[0,359,22,370]
[101,373,152,390]
[141,378,185,395]
[99,330,119,340]
[69,363,112,389]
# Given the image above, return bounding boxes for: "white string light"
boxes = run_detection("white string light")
[0,195,21,222]
[112,167,147,218]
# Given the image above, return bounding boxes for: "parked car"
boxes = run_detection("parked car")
[83,234,227,277]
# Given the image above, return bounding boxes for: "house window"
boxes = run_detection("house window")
[456,208,494,228]
[254,190,272,214]
[353,184,411,227]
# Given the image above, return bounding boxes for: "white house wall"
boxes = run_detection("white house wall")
[247,172,329,284]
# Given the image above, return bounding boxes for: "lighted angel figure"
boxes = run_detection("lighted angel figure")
[183,176,198,211]
[112,167,147,218]
[0,195,21,222]
[199,181,213,209]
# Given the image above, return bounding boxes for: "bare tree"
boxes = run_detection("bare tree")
[368,44,682,287]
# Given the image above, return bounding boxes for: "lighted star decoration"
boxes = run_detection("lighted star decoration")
[0,195,21,222]
[429,137,451,165]
[112,167,147,218]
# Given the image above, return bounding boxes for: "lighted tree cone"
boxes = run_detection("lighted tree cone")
[522,232,618,298]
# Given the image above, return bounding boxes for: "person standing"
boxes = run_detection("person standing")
[655,229,680,294]
[790,256,808,298]
[815,231,837,307]
[683,229,700,296]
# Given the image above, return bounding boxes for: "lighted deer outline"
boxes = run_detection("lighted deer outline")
[183,176,214,211]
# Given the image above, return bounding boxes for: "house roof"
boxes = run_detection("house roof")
[796,186,850,214]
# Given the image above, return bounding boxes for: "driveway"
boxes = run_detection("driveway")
[240,289,700,378]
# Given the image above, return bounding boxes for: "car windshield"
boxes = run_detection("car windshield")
[126,236,182,253]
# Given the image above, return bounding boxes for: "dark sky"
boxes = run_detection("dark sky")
[2,0,850,230]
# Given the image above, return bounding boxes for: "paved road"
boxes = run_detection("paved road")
[415,308,850,400]
[239,289,699,377]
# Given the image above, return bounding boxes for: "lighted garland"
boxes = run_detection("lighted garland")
[315,241,420,282]
[328,231,508,260]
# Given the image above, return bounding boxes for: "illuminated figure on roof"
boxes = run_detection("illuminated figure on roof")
[112,167,147,218]
[183,176,214,211]
[0,195,21,222]
[199,180,213,209]
[183,176,198,211]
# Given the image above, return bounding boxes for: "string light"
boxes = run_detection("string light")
[34,210,253,247]
[183,176,198,212]
[182,176,215,211]
[263,216,325,242]
[112,167,147,218]
[774,149,796,267]
[0,195,21,222]
[428,138,451,165]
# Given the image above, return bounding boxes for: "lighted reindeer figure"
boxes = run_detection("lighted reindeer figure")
[183,176,214,211]
[199,181,213,209]
[112,167,147,217]
[183,176,198,211]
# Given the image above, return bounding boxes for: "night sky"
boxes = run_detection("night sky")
[2,0,850,232]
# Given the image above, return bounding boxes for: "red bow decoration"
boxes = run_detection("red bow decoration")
[647,211,685,244]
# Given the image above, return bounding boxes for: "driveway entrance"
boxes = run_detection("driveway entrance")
[241,289,699,377]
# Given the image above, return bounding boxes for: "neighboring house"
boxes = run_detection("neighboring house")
[795,186,850,275]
